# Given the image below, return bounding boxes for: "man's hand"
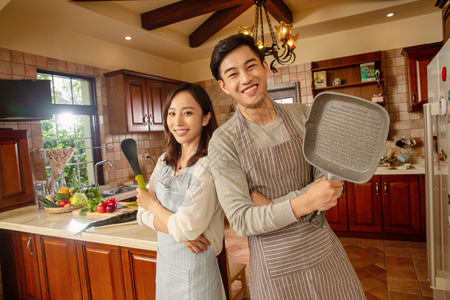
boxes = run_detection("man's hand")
[184,234,211,253]
[290,177,343,219]
[250,191,274,206]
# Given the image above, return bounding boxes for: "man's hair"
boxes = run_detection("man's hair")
[210,34,265,81]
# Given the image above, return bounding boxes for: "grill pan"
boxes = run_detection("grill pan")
[303,92,390,229]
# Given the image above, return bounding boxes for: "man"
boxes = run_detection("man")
[208,34,365,300]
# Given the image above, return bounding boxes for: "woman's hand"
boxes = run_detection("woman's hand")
[250,191,274,206]
[136,188,158,211]
[184,234,211,253]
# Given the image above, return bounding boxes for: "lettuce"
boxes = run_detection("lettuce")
[71,193,88,206]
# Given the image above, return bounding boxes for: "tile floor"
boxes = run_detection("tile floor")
[225,225,434,300]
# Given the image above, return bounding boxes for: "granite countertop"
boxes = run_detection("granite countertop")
[374,166,425,175]
[0,205,157,251]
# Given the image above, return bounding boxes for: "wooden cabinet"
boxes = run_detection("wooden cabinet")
[402,42,442,112]
[105,69,184,134]
[0,130,34,212]
[347,176,383,233]
[326,182,348,231]
[121,247,157,300]
[76,241,125,300]
[0,230,157,300]
[311,51,384,103]
[382,175,421,235]
[328,174,425,240]
[35,235,82,299]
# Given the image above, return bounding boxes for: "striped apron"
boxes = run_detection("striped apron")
[235,102,365,300]
[155,163,223,300]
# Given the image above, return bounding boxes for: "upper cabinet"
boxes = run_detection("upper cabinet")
[0,130,34,212]
[402,42,442,112]
[311,51,384,104]
[105,69,185,133]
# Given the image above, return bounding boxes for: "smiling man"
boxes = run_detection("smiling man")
[207,34,365,300]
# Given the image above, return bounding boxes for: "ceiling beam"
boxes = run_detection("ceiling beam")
[189,3,253,48]
[141,0,253,31]
[266,0,293,23]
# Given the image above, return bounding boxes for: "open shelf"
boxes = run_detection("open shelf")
[314,79,383,90]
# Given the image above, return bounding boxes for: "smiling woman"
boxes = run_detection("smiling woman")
[37,71,102,188]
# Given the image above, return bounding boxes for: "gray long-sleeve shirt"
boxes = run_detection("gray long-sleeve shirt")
[208,103,323,238]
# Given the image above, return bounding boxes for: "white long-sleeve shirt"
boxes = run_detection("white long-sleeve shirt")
[137,154,224,255]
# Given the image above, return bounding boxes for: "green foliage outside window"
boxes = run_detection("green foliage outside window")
[38,72,95,188]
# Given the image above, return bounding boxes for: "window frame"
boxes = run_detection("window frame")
[268,82,301,103]
[37,69,105,186]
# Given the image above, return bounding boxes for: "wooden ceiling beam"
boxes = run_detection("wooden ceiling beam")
[189,3,253,48]
[141,0,253,31]
[266,0,293,23]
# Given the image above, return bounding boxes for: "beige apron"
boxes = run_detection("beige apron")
[234,102,365,300]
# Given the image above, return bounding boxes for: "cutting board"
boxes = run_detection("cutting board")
[72,205,138,218]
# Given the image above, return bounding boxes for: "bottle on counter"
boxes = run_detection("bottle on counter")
[34,180,46,210]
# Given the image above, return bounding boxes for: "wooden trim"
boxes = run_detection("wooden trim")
[266,0,293,23]
[189,3,253,48]
[103,69,185,85]
[334,231,426,242]
[402,41,443,54]
[268,82,300,103]
[141,0,253,31]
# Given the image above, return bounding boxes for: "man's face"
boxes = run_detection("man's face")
[218,46,270,110]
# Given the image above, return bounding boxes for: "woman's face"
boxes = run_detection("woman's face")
[166,91,211,147]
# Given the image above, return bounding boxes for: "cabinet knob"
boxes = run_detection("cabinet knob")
[412,92,416,104]
[375,182,379,195]
[143,114,149,126]
[27,237,34,255]
[384,182,387,195]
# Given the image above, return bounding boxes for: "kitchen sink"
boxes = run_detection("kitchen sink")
[100,185,139,197]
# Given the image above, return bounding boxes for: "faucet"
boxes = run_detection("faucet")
[94,160,113,190]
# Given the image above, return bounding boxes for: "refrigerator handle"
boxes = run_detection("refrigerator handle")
[424,103,436,288]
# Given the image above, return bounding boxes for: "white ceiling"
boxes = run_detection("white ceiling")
[1,0,441,64]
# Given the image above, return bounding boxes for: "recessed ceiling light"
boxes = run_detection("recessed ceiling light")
[387,13,394,17]
[125,36,131,40]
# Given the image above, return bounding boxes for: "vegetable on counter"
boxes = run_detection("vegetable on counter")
[78,187,103,216]
[59,200,71,208]
[74,210,138,235]
[36,196,60,208]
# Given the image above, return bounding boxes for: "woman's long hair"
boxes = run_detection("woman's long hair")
[162,83,218,169]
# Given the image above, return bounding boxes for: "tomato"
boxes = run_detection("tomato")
[105,199,117,208]
[105,204,116,213]
[60,200,70,208]
[96,203,106,213]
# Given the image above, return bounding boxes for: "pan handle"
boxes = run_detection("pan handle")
[309,183,342,229]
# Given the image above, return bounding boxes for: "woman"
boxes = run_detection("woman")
[136,83,225,300]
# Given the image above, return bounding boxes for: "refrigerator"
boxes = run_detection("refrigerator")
[426,39,450,299]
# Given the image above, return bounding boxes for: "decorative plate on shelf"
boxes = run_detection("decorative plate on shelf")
[412,164,425,169]
[44,205,84,214]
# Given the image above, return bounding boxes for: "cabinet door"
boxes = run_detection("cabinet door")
[121,247,157,300]
[403,43,441,111]
[382,175,421,234]
[76,241,125,300]
[347,176,383,232]
[35,235,82,300]
[0,130,34,211]
[163,82,179,99]
[125,75,150,132]
[326,182,348,231]
[146,79,165,132]
[419,174,426,235]
[17,232,42,300]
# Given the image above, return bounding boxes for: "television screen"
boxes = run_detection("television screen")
[0,79,53,121]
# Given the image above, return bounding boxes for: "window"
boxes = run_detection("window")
[268,82,301,104]
[37,71,101,188]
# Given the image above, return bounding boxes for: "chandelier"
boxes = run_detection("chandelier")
[238,0,298,72]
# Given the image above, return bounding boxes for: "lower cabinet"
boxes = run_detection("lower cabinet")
[0,230,157,300]
[121,247,157,300]
[328,174,424,239]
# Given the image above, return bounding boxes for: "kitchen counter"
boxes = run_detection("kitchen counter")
[374,166,425,175]
[0,205,157,250]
